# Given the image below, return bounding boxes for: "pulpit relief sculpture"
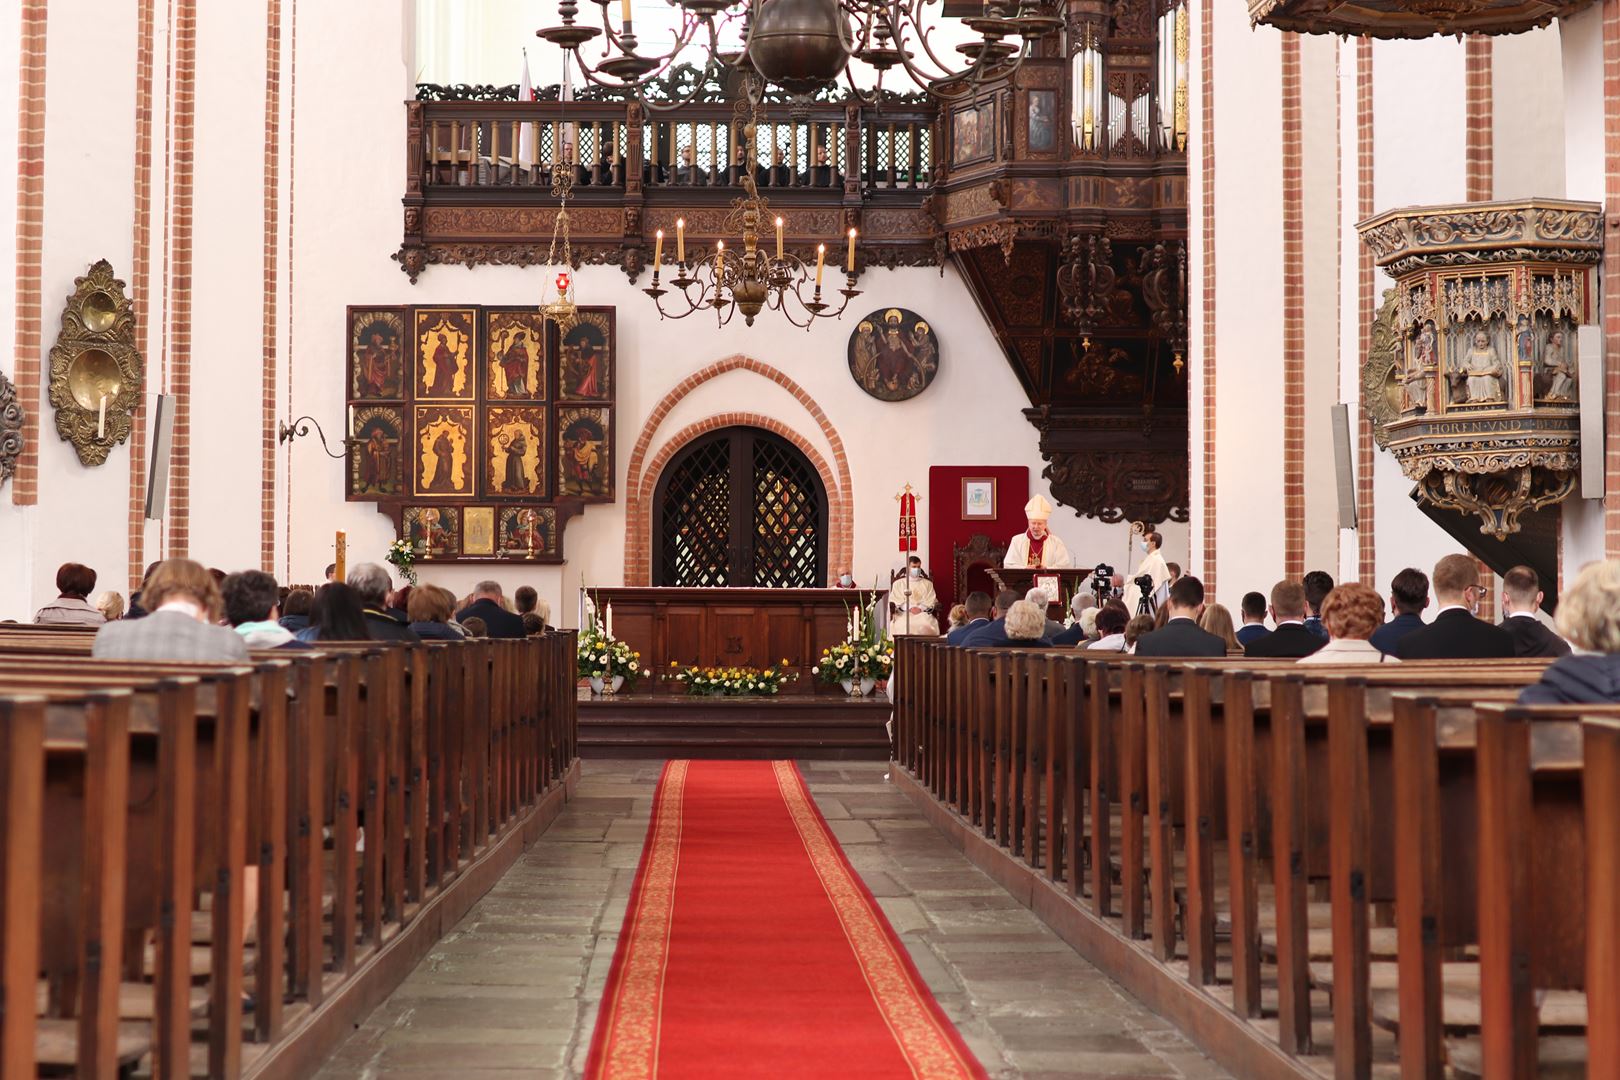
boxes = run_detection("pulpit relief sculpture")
[1357,199,1600,538]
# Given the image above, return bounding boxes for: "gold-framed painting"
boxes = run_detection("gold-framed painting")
[348,405,404,498]
[499,505,557,557]
[349,308,406,400]
[557,406,612,501]
[403,504,461,557]
[414,307,476,400]
[413,405,474,497]
[558,310,613,401]
[485,406,546,498]
[463,506,496,556]
[485,309,547,401]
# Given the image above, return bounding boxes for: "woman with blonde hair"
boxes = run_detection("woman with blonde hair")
[1197,603,1241,654]
[1520,560,1620,703]
[1297,582,1398,665]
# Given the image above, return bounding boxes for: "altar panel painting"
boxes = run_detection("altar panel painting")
[557,406,612,501]
[414,405,474,497]
[349,406,404,497]
[415,308,476,400]
[404,505,461,557]
[559,311,613,402]
[486,406,546,498]
[486,309,547,401]
[349,308,405,400]
[499,505,558,557]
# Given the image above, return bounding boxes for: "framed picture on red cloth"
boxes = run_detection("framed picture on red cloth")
[961,477,996,519]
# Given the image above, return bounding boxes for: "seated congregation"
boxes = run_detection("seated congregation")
[0,557,579,1078]
[893,552,1620,1077]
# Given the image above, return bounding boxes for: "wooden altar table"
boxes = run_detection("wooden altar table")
[588,587,883,695]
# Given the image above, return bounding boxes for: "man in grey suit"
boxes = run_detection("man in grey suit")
[93,558,249,662]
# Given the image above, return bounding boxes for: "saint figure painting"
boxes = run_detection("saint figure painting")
[486,407,545,497]
[557,407,611,500]
[560,313,612,401]
[414,406,473,496]
[415,308,475,399]
[350,309,405,399]
[487,310,546,400]
[349,406,403,497]
[848,307,940,402]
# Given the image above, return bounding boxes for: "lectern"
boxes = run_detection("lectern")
[986,566,1097,618]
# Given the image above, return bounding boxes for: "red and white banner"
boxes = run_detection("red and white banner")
[897,490,918,553]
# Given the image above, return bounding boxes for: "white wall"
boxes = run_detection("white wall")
[282,2,1185,625]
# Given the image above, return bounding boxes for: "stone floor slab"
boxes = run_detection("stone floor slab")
[314,759,1227,1080]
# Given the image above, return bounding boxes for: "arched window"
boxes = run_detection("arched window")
[653,426,827,588]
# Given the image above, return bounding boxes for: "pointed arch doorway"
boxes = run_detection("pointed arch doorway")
[652,425,828,588]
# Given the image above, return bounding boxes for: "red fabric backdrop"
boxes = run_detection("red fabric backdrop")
[926,466,1030,613]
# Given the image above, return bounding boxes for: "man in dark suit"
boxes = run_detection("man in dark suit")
[1244,581,1324,659]
[1393,554,1515,660]
[1369,567,1429,655]
[456,580,528,640]
[1134,576,1227,657]
[960,588,1023,648]
[1235,591,1270,648]
[946,591,993,645]
[1499,564,1571,658]
[1302,570,1334,640]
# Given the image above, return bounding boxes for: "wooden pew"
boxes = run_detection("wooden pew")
[0,629,579,1078]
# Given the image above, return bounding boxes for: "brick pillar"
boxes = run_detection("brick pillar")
[1464,37,1493,203]
[1355,38,1376,585]
[1281,35,1305,582]
[127,0,157,588]
[11,1,48,506]
[1199,0,1217,594]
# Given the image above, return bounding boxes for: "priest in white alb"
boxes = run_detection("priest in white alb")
[1122,529,1170,614]
[1003,495,1073,569]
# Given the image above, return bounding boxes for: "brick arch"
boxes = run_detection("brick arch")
[623,357,853,584]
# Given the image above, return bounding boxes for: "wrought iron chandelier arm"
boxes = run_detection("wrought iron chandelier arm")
[277,415,353,460]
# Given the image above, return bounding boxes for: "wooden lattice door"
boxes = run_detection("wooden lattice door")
[653,427,827,588]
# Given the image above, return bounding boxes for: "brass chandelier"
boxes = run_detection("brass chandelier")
[643,82,861,328]
[537,0,1061,106]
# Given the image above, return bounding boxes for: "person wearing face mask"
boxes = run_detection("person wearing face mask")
[1002,495,1074,569]
[1122,530,1171,615]
[830,565,858,589]
[888,555,940,636]
[1392,554,1514,660]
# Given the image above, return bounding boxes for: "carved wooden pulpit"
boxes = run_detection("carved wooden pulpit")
[986,566,1097,619]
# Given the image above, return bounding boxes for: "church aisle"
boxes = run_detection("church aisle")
[315,761,1228,1080]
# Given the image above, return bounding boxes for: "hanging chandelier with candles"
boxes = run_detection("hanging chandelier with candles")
[537,0,1062,107]
[539,153,582,334]
[643,82,861,328]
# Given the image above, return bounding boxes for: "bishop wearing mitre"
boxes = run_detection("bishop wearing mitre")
[1003,495,1073,569]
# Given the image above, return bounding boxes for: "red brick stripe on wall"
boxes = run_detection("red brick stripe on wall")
[1356,38,1376,584]
[1281,35,1305,581]
[282,0,299,580]
[127,0,157,588]
[1604,0,1620,557]
[1464,37,1493,204]
[262,0,282,572]
[165,0,197,557]
[622,356,854,585]
[11,1,48,506]
[1199,0,1216,594]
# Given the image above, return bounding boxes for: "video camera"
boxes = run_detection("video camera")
[1091,563,1115,602]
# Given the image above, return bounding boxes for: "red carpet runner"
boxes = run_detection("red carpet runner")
[585,760,986,1079]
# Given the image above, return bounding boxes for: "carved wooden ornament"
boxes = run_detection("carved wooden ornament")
[48,260,144,466]
[0,369,23,488]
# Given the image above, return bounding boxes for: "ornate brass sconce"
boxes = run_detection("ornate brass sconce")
[47,260,144,466]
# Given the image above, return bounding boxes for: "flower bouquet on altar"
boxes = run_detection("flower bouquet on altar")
[812,603,893,697]
[386,538,417,585]
[670,662,796,698]
[576,599,642,695]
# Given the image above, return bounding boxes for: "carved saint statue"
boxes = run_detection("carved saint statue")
[1543,328,1577,401]
[1404,320,1436,412]
[1461,330,1505,404]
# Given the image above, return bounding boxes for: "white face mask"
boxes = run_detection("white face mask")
[838,574,853,586]
[908,567,921,578]
[1140,540,1150,553]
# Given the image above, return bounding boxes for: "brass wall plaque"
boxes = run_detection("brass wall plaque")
[48,260,144,466]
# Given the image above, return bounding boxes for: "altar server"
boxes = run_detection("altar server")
[1122,530,1171,615]
[888,555,940,637]
[1002,495,1073,569]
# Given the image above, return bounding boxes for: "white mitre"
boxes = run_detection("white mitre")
[1025,494,1053,519]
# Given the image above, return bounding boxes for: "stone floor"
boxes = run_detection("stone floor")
[315,760,1229,1080]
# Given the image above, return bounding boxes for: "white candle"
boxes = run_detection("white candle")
[676,217,686,263]
[815,243,825,288]
[605,602,614,638]
[775,216,784,260]
[97,393,107,439]
[654,228,664,267]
